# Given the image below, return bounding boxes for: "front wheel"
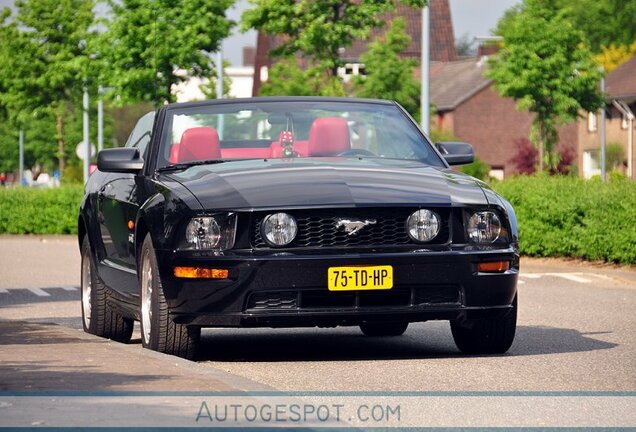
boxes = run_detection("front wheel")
[450,295,517,354]
[139,234,200,360]
[80,236,133,342]
[360,321,408,337]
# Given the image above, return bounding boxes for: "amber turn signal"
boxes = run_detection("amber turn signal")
[173,267,229,279]
[477,261,510,273]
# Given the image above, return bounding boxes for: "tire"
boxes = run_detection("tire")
[450,295,517,355]
[139,234,200,360]
[80,236,133,343]
[360,321,409,337]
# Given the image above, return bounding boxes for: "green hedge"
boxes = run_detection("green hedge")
[492,175,636,264]
[0,185,83,234]
[1,177,634,264]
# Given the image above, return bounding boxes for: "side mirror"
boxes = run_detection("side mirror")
[436,141,475,165]
[97,148,144,173]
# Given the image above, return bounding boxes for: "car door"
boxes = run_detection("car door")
[97,112,154,295]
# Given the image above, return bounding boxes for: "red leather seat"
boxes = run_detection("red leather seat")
[307,117,350,156]
[221,147,271,159]
[171,127,221,163]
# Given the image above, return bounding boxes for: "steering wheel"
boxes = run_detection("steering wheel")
[337,149,376,157]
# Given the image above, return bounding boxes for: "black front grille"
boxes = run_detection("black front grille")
[251,208,449,249]
[245,285,460,311]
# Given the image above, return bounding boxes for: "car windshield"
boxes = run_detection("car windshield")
[157,100,444,169]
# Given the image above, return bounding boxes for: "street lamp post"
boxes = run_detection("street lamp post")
[420,5,430,135]
[600,75,606,182]
[98,86,104,153]
[83,87,90,184]
[19,129,24,187]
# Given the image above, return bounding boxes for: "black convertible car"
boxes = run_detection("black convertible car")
[79,97,519,359]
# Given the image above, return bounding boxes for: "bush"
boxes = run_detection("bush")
[460,157,491,181]
[0,185,83,234]
[493,175,636,264]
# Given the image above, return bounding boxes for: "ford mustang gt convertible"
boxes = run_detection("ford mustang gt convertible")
[79,97,519,359]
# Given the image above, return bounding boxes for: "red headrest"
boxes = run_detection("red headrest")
[308,117,350,156]
[174,127,220,163]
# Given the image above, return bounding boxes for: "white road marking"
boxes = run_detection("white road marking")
[0,288,9,294]
[517,279,525,285]
[547,273,591,283]
[520,272,593,284]
[27,287,51,297]
[61,286,78,291]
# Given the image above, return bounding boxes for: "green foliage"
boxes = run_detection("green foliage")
[100,0,234,105]
[199,60,233,100]
[243,0,426,95]
[493,175,636,264]
[243,0,426,75]
[259,59,345,97]
[428,127,459,143]
[558,0,636,53]
[488,0,604,172]
[0,185,83,234]
[0,0,98,173]
[353,18,420,120]
[460,157,491,181]
[496,0,636,54]
[605,142,625,172]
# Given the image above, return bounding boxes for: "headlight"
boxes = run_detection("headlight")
[261,212,297,247]
[184,214,237,250]
[406,209,440,242]
[467,211,501,243]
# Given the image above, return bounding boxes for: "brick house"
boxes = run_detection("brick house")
[577,55,636,179]
[252,0,457,95]
[429,55,578,179]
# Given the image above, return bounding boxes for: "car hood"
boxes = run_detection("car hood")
[162,158,488,211]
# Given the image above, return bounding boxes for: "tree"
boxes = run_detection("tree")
[488,0,603,172]
[259,58,345,96]
[496,0,636,54]
[353,18,420,120]
[456,33,477,57]
[101,0,234,105]
[242,0,426,89]
[0,0,98,174]
[199,60,233,99]
[557,0,636,53]
[594,42,636,73]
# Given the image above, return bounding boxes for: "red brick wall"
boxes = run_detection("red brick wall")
[449,84,578,176]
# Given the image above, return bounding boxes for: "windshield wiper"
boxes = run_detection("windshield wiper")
[156,159,226,173]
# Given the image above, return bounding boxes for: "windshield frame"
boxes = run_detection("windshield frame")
[152,97,447,171]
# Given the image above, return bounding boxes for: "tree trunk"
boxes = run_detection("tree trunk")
[56,115,66,175]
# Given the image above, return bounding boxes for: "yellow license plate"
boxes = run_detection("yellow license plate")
[327,265,393,291]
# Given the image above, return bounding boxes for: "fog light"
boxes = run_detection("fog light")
[406,209,440,242]
[174,267,229,279]
[477,261,510,273]
[261,212,297,247]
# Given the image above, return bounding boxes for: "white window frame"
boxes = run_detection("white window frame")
[587,112,598,132]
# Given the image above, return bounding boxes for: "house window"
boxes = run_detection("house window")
[587,112,598,132]
[582,150,601,179]
[489,167,505,181]
[337,63,366,83]
[622,113,629,130]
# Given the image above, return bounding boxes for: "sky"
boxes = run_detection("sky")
[0,0,521,66]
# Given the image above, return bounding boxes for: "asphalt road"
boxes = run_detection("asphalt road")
[1,235,635,393]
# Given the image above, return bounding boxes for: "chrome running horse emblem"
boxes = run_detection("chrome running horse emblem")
[335,218,377,236]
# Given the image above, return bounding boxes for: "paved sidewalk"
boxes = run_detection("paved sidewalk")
[0,320,269,392]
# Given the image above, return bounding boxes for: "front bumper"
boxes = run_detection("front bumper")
[156,248,519,327]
